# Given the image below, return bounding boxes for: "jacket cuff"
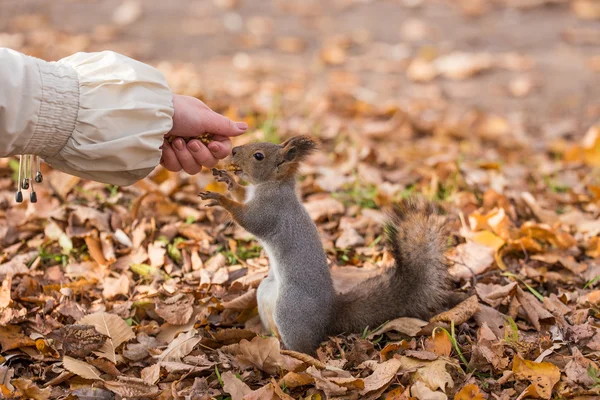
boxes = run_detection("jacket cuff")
[24,59,79,158]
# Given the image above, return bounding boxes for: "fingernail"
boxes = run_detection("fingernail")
[174,138,185,151]
[236,122,248,131]
[208,142,219,152]
[189,141,201,152]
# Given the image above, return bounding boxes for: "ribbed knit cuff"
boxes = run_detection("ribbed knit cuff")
[24,59,79,158]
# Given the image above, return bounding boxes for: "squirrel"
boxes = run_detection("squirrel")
[199,135,455,355]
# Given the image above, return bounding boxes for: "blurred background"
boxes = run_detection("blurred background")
[1,0,598,143]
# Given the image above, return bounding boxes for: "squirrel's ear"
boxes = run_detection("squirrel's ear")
[280,135,318,162]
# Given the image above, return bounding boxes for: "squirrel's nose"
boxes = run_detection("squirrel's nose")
[232,146,240,156]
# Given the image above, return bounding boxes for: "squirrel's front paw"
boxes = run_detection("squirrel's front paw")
[198,191,223,207]
[212,168,234,188]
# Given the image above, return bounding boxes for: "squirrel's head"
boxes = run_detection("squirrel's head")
[226,135,318,184]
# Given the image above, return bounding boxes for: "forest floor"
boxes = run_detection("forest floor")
[1,0,600,399]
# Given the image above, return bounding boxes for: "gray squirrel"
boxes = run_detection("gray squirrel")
[199,135,454,355]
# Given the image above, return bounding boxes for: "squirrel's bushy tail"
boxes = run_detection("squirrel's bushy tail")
[328,197,452,336]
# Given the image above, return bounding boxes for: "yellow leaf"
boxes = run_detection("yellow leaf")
[587,236,600,258]
[455,383,486,400]
[472,230,505,251]
[494,250,508,271]
[425,329,452,357]
[512,354,560,399]
[582,125,600,167]
[204,181,227,193]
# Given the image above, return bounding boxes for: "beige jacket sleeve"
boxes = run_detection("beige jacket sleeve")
[0,48,174,186]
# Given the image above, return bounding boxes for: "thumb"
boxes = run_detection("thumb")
[198,109,248,137]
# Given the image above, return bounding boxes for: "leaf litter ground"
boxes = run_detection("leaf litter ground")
[1,0,600,399]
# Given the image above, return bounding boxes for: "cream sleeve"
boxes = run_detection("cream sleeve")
[0,48,174,186]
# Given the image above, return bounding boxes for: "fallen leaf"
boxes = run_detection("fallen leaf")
[62,324,108,358]
[154,293,194,325]
[425,329,452,357]
[448,241,495,279]
[454,383,486,400]
[157,329,201,362]
[279,371,315,389]
[413,359,454,392]
[102,274,130,299]
[410,380,447,400]
[235,336,285,375]
[12,378,51,400]
[304,197,345,222]
[430,295,480,325]
[476,282,517,307]
[141,363,161,385]
[359,358,403,395]
[0,325,35,352]
[367,317,428,338]
[515,286,554,331]
[63,356,104,381]
[222,371,253,400]
[77,312,135,363]
[104,377,159,398]
[564,347,598,387]
[512,354,560,399]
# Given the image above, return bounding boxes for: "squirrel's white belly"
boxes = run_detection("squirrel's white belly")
[256,241,282,337]
[244,185,256,203]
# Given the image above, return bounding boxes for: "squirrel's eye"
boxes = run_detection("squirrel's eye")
[253,152,264,161]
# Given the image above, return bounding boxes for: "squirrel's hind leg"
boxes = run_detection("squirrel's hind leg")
[274,292,329,355]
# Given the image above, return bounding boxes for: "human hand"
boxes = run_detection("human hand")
[161,94,247,174]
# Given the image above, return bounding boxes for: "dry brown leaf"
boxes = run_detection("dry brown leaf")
[141,363,160,386]
[410,380,447,400]
[279,371,315,389]
[222,289,257,310]
[62,324,108,358]
[63,356,104,381]
[336,227,365,248]
[157,329,200,362]
[123,333,159,361]
[222,371,253,400]
[85,235,108,265]
[515,286,554,331]
[448,241,495,279]
[512,354,560,399]
[280,349,327,369]
[77,312,135,363]
[0,325,36,352]
[414,359,455,392]
[102,274,130,299]
[235,336,285,375]
[154,293,194,325]
[430,295,480,325]
[0,275,12,308]
[359,358,403,395]
[367,317,428,338]
[476,282,517,307]
[103,377,159,398]
[304,197,345,221]
[12,379,51,400]
[305,366,349,397]
[564,348,598,387]
[433,52,494,80]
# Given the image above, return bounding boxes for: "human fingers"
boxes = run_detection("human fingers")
[196,107,247,137]
[187,139,219,168]
[161,141,183,172]
[172,138,202,175]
